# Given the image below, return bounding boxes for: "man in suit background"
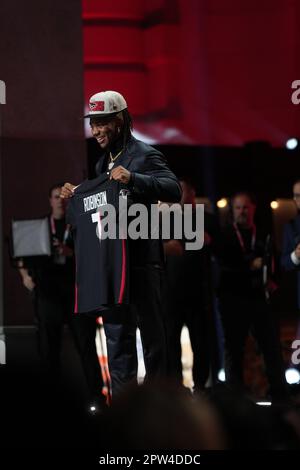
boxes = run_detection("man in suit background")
[215,192,287,400]
[18,183,105,409]
[281,179,300,354]
[163,178,220,392]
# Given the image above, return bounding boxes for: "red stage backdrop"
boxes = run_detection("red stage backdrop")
[82,0,300,146]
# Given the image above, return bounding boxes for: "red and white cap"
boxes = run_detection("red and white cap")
[84,90,127,118]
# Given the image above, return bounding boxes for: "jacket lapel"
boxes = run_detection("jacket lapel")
[96,153,108,175]
[115,137,135,170]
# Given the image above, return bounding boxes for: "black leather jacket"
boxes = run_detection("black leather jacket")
[96,136,182,266]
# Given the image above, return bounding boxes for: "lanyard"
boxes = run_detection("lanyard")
[233,222,256,252]
[50,216,70,244]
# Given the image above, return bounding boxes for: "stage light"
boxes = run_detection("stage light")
[256,401,272,406]
[286,138,298,150]
[285,367,300,385]
[217,198,228,209]
[217,368,226,382]
[270,201,279,210]
[89,405,97,413]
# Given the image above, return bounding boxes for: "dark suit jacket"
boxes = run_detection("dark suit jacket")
[96,136,182,266]
[214,224,267,297]
[281,214,300,308]
[165,209,219,304]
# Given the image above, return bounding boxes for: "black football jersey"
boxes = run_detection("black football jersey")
[67,173,129,314]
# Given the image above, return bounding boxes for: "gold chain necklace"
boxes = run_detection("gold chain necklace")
[108,150,123,170]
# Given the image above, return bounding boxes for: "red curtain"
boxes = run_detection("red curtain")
[82,0,300,146]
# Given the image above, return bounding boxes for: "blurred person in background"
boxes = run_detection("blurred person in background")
[101,381,227,450]
[163,178,220,392]
[18,183,105,410]
[281,179,300,347]
[214,192,287,402]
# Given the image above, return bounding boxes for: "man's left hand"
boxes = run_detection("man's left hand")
[110,166,131,184]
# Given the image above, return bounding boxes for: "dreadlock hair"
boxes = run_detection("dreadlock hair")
[121,109,133,147]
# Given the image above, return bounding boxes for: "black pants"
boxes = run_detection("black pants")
[35,287,103,400]
[165,297,210,390]
[218,292,287,399]
[103,265,167,397]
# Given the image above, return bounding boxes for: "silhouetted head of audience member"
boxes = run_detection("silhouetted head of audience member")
[207,384,300,450]
[207,384,273,449]
[101,381,227,450]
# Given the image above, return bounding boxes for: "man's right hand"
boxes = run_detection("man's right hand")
[60,183,76,199]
